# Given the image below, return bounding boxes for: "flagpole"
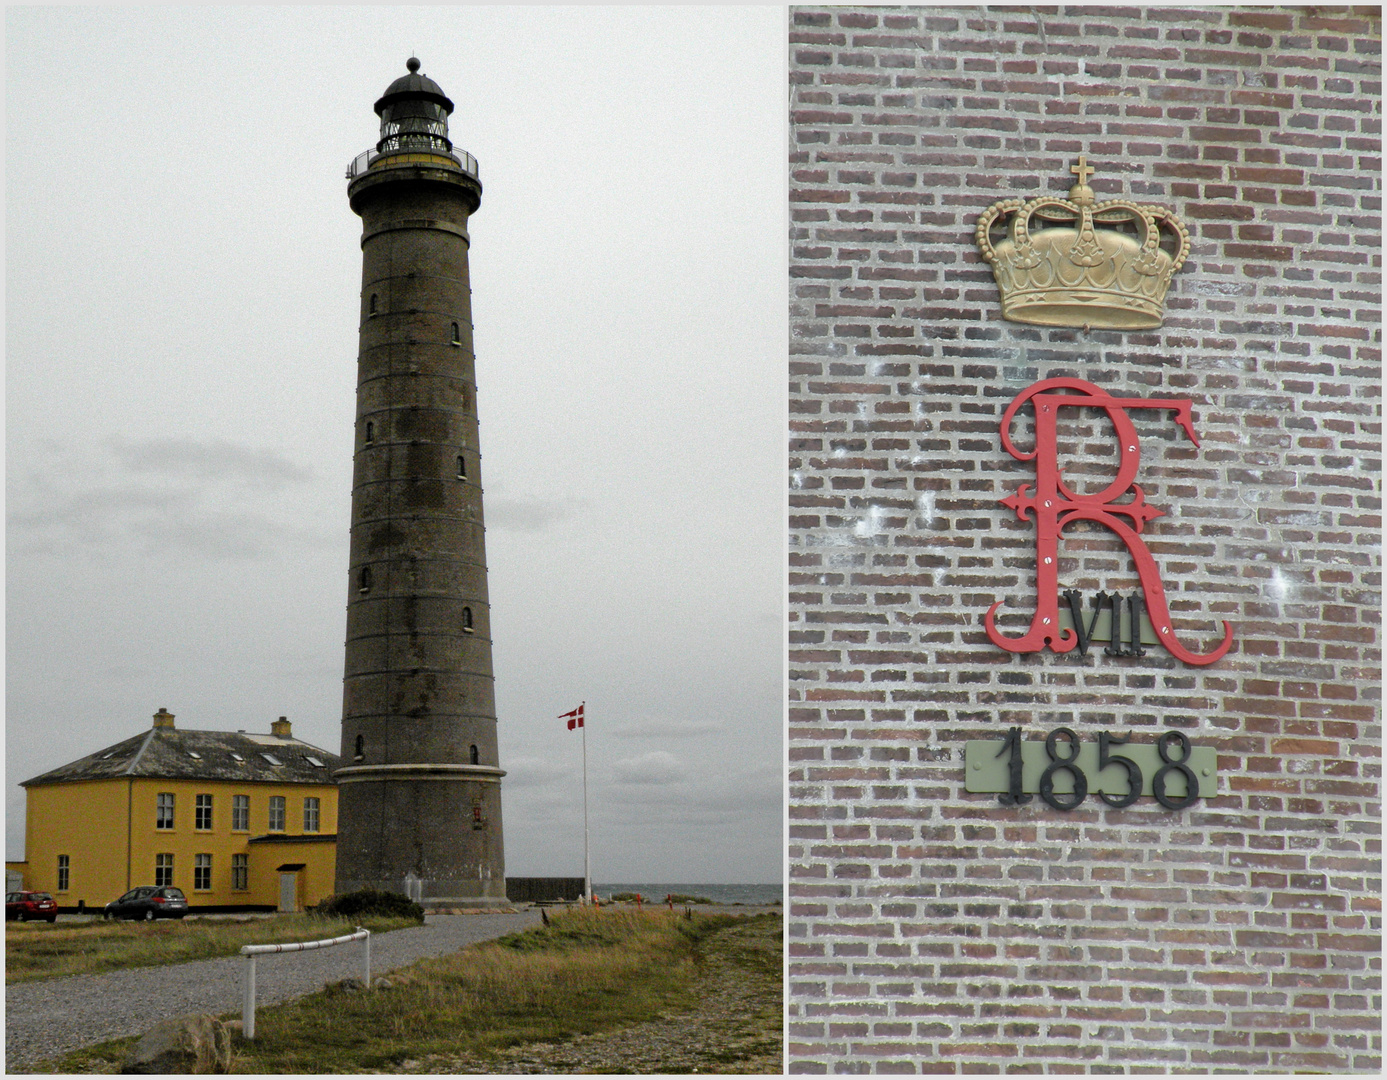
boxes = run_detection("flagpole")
[582,700,591,905]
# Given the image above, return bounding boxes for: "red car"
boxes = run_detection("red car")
[6,891,58,923]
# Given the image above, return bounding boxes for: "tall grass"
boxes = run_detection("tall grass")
[5,914,419,984]
[232,907,741,1073]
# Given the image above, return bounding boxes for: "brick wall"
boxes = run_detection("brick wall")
[788,6,1381,1073]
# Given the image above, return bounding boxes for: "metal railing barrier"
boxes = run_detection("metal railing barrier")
[346,147,479,181]
[239,927,370,1039]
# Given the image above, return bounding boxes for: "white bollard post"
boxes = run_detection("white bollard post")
[238,927,369,1035]
[243,954,257,1040]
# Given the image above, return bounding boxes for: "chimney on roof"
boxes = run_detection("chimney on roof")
[153,708,175,730]
[271,716,292,739]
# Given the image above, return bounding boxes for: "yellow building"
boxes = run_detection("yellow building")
[18,709,341,913]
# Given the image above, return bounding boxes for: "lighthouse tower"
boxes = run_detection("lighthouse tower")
[334,59,506,905]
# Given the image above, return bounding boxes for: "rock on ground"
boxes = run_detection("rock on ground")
[121,1014,232,1074]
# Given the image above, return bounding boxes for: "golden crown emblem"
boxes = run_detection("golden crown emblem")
[975,156,1189,330]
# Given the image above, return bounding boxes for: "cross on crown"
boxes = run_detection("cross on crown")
[1068,155,1096,203]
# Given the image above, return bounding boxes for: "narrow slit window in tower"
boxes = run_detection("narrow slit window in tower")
[354,734,364,761]
[462,606,474,633]
[470,744,479,765]
[369,293,378,317]
[359,566,373,594]
[457,455,466,479]
[365,420,374,444]
[451,321,460,345]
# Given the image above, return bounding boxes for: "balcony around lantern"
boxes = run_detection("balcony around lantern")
[347,145,479,181]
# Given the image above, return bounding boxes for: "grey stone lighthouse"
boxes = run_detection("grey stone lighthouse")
[334,59,506,905]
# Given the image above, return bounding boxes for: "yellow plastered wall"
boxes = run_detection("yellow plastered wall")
[24,780,132,907]
[248,840,338,911]
[23,777,337,909]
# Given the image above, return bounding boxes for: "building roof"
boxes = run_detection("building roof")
[21,726,343,787]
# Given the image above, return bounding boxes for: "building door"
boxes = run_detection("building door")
[278,872,297,913]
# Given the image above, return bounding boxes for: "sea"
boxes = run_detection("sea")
[595,882,782,905]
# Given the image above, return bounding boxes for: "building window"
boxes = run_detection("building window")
[469,744,480,765]
[232,794,249,832]
[355,734,365,761]
[268,796,286,832]
[463,606,474,633]
[365,420,374,444]
[304,797,320,833]
[457,455,466,479]
[57,855,70,892]
[156,792,175,830]
[194,854,211,891]
[195,793,213,831]
[155,854,174,888]
[359,566,373,594]
[369,293,377,316]
[451,321,460,345]
[232,854,248,891]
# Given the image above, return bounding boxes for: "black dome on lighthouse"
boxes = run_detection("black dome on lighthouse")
[374,57,454,116]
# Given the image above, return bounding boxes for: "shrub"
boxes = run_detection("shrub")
[315,889,424,923]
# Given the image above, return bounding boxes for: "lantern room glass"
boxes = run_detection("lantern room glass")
[378,99,451,155]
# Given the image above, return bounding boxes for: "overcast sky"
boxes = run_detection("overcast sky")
[6,7,784,884]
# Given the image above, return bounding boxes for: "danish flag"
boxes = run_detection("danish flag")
[560,703,584,730]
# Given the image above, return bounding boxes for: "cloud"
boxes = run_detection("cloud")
[600,760,780,820]
[105,436,314,488]
[611,750,686,785]
[9,436,326,560]
[610,720,724,739]
[486,497,581,533]
[504,755,577,789]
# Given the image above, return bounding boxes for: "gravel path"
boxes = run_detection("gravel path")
[5,910,542,1071]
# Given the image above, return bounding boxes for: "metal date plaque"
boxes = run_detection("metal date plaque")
[966,727,1217,810]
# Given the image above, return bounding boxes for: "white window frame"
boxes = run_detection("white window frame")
[303,796,320,833]
[232,794,250,832]
[268,796,286,832]
[156,792,175,830]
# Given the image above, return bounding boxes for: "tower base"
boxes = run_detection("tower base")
[333,770,505,904]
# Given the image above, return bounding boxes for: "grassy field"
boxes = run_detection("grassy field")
[37,907,782,1074]
[6,914,421,984]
